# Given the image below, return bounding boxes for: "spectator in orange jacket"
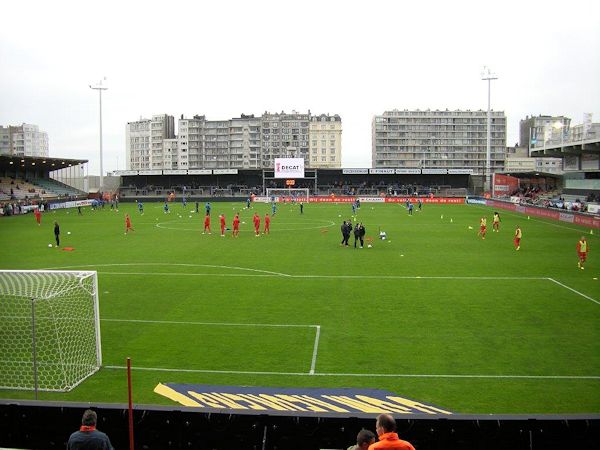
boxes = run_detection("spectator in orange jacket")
[368,414,415,450]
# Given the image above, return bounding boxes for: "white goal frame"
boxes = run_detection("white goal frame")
[0,270,102,393]
[266,188,310,202]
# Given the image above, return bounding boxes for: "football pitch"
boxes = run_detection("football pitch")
[1,200,599,414]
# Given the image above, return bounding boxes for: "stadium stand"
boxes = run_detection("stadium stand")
[1,402,599,450]
[32,177,86,198]
[0,177,84,200]
[0,177,49,200]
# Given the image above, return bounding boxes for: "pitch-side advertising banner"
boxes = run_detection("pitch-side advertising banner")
[49,199,94,210]
[274,158,304,179]
[254,196,465,204]
[154,383,452,416]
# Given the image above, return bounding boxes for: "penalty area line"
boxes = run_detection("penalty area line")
[102,366,600,380]
[547,278,600,306]
[101,318,319,329]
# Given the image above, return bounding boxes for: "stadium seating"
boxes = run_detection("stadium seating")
[0,177,47,200]
[0,177,85,201]
[32,178,86,197]
[1,402,599,450]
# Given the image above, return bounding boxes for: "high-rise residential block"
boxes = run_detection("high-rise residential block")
[519,115,570,150]
[372,109,507,175]
[126,114,175,170]
[261,111,310,168]
[0,123,49,157]
[309,114,342,168]
[127,110,340,170]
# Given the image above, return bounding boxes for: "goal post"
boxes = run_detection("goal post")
[0,270,102,393]
[265,188,310,202]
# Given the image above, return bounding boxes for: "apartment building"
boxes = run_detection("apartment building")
[261,111,310,168]
[569,122,600,142]
[372,109,506,175]
[0,123,49,157]
[309,114,342,168]
[126,114,175,170]
[505,146,563,174]
[128,110,340,170]
[519,115,570,150]
[178,115,205,169]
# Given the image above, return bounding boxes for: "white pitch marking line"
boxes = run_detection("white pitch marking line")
[41,263,291,278]
[99,272,277,278]
[102,365,600,380]
[309,325,321,375]
[38,264,553,281]
[547,278,600,306]
[102,318,319,329]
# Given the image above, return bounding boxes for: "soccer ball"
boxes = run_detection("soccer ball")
[367,244,372,248]
[189,215,192,218]
[67,231,71,235]
[48,244,53,248]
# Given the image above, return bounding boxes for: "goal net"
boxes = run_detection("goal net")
[0,270,102,392]
[265,188,310,202]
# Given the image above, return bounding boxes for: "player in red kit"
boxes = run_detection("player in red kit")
[232,214,240,237]
[203,214,211,234]
[264,213,271,234]
[34,207,42,226]
[219,214,226,237]
[253,213,261,236]
[125,214,134,234]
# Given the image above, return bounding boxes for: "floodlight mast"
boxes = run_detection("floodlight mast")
[481,67,497,194]
[89,78,108,191]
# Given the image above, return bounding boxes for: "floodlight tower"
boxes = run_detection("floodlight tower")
[481,67,497,193]
[89,78,108,190]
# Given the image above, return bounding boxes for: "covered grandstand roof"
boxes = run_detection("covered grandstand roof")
[0,155,87,172]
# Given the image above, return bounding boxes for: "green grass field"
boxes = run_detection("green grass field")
[1,200,599,414]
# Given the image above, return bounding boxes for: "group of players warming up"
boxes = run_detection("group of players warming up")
[46,198,590,270]
[476,212,589,267]
[200,211,272,237]
[478,212,522,250]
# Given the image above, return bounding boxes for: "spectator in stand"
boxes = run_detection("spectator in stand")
[67,409,113,450]
[348,429,376,450]
[369,414,414,450]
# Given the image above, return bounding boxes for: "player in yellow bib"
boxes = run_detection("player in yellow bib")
[478,217,487,239]
[514,225,522,250]
[577,236,589,269]
[492,212,501,232]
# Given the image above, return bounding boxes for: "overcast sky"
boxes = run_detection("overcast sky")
[1,0,599,175]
